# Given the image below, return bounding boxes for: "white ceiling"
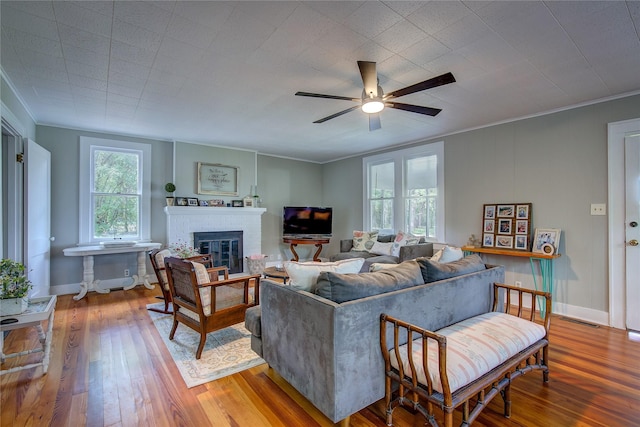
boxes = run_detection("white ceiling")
[2,1,639,163]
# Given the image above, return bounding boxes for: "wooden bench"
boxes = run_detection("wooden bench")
[380,283,551,427]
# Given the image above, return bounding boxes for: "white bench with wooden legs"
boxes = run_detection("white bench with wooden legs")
[380,283,551,427]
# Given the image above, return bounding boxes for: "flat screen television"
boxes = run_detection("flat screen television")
[283,206,333,238]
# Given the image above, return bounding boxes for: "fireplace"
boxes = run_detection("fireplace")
[194,231,243,274]
[164,206,266,274]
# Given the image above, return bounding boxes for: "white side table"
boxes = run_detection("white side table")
[63,242,161,300]
[1,295,57,376]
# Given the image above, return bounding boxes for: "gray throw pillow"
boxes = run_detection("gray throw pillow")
[312,260,424,303]
[416,254,486,283]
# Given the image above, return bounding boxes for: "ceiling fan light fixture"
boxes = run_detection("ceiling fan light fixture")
[362,97,384,114]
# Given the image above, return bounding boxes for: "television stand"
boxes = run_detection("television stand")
[283,237,330,262]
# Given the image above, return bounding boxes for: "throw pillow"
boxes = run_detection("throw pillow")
[391,231,420,257]
[154,249,172,290]
[351,230,379,252]
[417,254,486,283]
[431,246,464,263]
[369,262,400,272]
[370,241,394,256]
[191,261,212,315]
[284,258,365,291]
[313,260,424,303]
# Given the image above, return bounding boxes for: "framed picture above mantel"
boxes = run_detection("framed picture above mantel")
[482,203,532,250]
[197,163,239,196]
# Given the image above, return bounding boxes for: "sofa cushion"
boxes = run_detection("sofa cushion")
[351,230,379,251]
[369,262,403,272]
[391,231,420,257]
[417,254,486,283]
[313,260,424,303]
[284,258,365,291]
[244,305,262,337]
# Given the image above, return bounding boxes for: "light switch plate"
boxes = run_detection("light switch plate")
[591,203,606,215]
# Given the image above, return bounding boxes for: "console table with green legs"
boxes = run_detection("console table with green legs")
[461,246,561,317]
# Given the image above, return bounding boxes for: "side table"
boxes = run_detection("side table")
[283,238,330,262]
[1,295,57,376]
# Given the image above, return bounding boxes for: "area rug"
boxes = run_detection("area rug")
[147,302,265,388]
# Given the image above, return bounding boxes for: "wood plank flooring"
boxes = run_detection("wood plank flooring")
[2,287,639,426]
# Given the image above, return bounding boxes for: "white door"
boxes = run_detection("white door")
[25,139,51,297]
[626,134,640,331]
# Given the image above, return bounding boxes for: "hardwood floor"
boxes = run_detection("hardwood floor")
[2,287,639,427]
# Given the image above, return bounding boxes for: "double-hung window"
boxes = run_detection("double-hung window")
[79,137,151,244]
[363,141,444,242]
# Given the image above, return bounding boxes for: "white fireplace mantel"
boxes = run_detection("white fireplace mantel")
[164,206,266,267]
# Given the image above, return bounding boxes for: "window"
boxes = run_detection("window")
[363,142,444,242]
[79,137,151,244]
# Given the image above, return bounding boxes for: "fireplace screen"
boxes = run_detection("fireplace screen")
[193,231,243,274]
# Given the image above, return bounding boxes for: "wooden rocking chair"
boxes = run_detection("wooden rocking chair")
[164,256,261,359]
[148,249,213,314]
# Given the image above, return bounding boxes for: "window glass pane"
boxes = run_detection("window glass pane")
[370,199,393,231]
[406,155,436,196]
[93,195,139,239]
[370,162,394,198]
[94,149,139,194]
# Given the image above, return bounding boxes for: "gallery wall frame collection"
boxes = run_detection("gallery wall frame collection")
[482,203,532,250]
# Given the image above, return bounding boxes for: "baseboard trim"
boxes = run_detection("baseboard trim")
[506,291,610,326]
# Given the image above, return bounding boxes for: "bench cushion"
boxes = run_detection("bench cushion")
[390,312,546,393]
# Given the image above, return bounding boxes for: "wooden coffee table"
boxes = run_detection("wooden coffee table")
[263,266,289,284]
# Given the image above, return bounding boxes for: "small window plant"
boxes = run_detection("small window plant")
[165,182,176,206]
[0,258,32,300]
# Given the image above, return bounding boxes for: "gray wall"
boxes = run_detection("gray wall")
[322,94,640,319]
[35,125,173,288]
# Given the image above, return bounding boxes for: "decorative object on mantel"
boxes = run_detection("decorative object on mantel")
[251,185,261,208]
[243,195,254,207]
[208,199,225,207]
[231,200,243,207]
[532,228,561,255]
[164,182,176,206]
[481,203,532,251]
[197,162,239,196]
[0,259,32,316]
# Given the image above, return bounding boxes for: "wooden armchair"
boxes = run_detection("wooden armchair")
[164,257,261,359]
[148,249,213,314]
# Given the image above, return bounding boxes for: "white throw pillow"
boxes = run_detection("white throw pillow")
[431,246,464,263]
[284,258,365,291]
[369,262,400,272]
[370,241,394,256]
[391,231,420,257]
[351,230,379,252]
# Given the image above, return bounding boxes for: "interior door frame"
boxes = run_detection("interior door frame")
[608,118,640,329]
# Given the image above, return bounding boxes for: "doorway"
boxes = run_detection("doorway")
[608,118,640,330]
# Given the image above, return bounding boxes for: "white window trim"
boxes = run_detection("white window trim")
[363,141,445,242]
[79,136,151,245]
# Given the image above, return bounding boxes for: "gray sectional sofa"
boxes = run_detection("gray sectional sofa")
[330,235,434,272]
[245,255,505,425]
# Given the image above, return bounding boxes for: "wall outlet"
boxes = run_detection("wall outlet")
[515,281,522,287]
[590,203,606,215]
[124,269,130,277]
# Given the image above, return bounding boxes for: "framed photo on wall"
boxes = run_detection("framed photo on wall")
[482,203,532,250]
[197,163,239,196]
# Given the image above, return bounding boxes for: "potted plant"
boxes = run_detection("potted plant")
[165,182,176,206]
[0,259,32,315]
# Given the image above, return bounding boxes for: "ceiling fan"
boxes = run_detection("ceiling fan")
[295,61,456,131]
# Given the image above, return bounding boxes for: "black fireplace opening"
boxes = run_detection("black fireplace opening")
[193,231,243,274]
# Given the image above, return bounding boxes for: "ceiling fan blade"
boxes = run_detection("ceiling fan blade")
[357,61,378,96]
[384,72,456,100]
[295,92,360,102]
[386,102,442,116]
[369,113,381,131]
[313,105,361,123]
